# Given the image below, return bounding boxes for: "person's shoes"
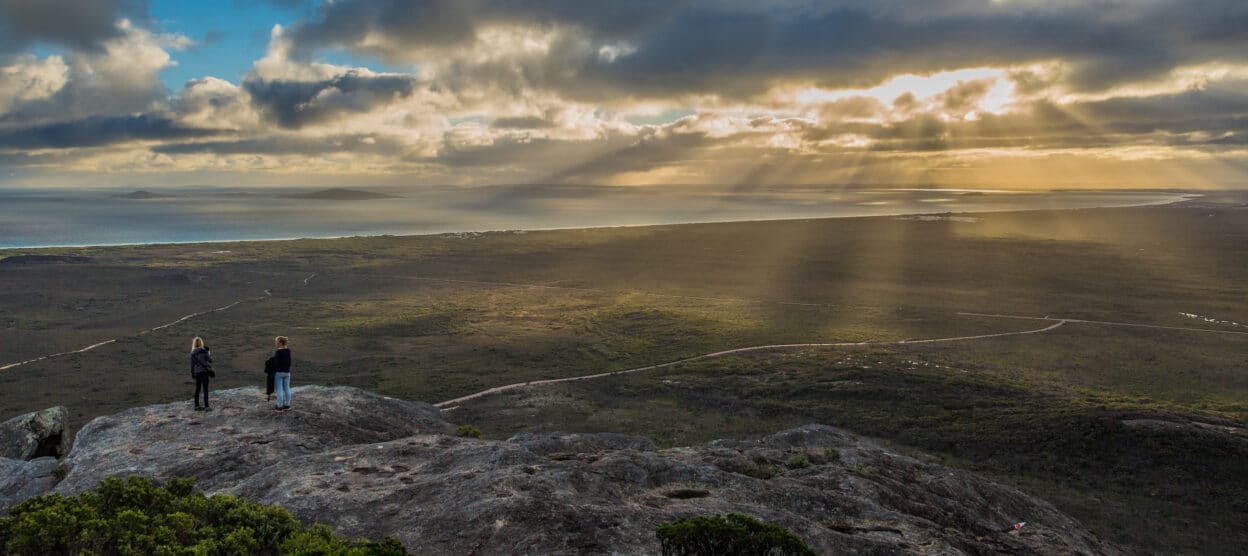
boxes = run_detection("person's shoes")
[203,405,213,412]
[274,406,284,412]
[194,406,203,411]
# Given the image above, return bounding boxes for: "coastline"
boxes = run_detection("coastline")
[0,191,1197,252]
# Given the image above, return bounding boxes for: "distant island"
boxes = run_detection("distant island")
[110,190,174,200]
[284,188,398,201]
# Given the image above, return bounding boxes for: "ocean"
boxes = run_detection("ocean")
[0,185,1190,249]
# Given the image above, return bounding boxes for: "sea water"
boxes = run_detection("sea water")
[0,185,1191,249]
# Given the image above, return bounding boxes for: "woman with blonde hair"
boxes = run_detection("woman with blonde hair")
[189,336,214,411]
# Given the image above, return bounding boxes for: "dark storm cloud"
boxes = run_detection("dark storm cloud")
[0,115,221,149]
[152,134,407,156]
[242,71,420,129]
[287,0,683,56]
[283,0,1248,99]
[0,0,147,53]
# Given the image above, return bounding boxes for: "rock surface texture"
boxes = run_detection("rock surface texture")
[0,405,68,460]
[0,457,59,508]
[4,386,1120,555]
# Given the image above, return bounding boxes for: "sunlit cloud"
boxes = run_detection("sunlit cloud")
[0,0,1246,188]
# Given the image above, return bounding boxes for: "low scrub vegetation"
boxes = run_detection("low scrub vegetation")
[0,476,407,555]
[656,513,815,556]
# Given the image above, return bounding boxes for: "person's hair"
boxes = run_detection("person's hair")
[191,337,204,352]
[275,336,289,347]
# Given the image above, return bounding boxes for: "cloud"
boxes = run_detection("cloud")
[277,0,1248,101]
[243,70,421,129]
[2,0,1247,189]
[0,20,188,125]
[286,0,682,57]
[152,133,406,156]
[0,0,148,53]
[0,115,222,149]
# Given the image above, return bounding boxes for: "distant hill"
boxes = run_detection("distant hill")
[284,188,398,201]
[111,190,174,200]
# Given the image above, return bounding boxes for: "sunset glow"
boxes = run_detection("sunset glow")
[1,1,1245,189]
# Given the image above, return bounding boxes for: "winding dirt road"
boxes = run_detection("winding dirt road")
[0,339,119,372]
[0,276,304,372]
[434,319,1068,408]
[958,312,1248,336]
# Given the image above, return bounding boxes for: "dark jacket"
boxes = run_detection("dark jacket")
[273,348,291,373]
[264,356,277,375]
[191,347,213,376]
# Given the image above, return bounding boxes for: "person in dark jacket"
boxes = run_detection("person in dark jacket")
[263,355,277,401]
[190,336,214,411]
[272,336,292,411]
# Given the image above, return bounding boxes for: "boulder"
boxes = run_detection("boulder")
[224,424,1119,554]
[54,386,452,495]
[0,457,59,509]
[0,406,69,461]
[5,387,1120,554]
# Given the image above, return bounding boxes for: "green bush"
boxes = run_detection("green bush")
[739,463,781,479]
[655,513,815,556]
[456,424,482,438]
[0,476,408,555]
[784,454,811,470]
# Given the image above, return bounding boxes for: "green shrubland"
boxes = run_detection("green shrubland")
[0,476,407,555]
[656,513,815,556]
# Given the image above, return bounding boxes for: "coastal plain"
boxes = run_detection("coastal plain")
[2,198,1247,553]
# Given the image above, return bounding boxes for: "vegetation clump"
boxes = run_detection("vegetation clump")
[456,424,482,438]
[656,513,815,556]
[0,476,407,555]
[784,454,811,469]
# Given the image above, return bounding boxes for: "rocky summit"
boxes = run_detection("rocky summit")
[2,386,1119,555]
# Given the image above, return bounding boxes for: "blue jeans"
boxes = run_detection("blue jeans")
[274,373,291,407]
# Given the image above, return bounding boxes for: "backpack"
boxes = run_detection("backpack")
[192,348,214,376]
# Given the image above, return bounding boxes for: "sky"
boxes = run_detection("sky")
[0,0,1246,189]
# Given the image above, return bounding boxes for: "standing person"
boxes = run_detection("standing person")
[190,337,214,411]
[263,355,277,402]
[273,336,292,412]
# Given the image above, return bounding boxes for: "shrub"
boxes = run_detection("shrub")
[0,476,408,555]
[784,454,811,470]
[456,424,482,438]
[739,463,781,479]
[656,513,815,556]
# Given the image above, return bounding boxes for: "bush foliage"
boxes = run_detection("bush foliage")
[0,476,407,555]
[455,424,482,438]
[655,513,815,556]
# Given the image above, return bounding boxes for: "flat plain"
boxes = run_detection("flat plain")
[2,196,1247,553]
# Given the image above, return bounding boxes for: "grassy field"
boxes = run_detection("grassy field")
[2,199,1247,553]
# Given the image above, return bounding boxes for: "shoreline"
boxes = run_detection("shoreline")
[0,192,1197,252]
